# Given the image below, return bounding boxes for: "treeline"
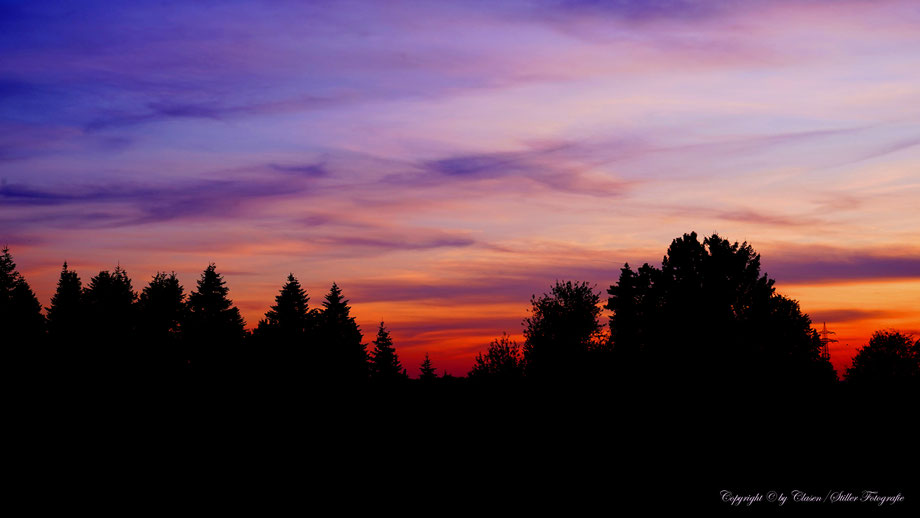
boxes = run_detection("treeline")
[2,232,918,390]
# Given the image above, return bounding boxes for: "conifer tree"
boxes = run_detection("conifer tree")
[137,272,186,371]
[315,283,366,383]
[259,274,311,343]
[0,247,45,349]
[46,262,83,343]
[82,266,137,373]
[83,267,137,340]
[369,321,405,382]
[252,274,313,380]
[419,352,437,382]
[184,264,246,371]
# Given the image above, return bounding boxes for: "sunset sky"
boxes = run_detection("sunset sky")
[2,0,918,376]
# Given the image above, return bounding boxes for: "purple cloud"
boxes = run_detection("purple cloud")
[808,308,908,323]
[0,174,317,227]
[312,233,476,252]
[416,142,633,197]
[764,254,920,284]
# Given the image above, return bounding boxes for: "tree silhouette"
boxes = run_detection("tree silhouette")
[251,274,313,380]
[845,330,919,387]
[315,283,366,383]
[1,248,45,378]
[606,232,836,388]
[369,321,406,383]
[419,353,437,382]
[183,263,246,372]
[83,266,137,343]
[259,274,311,342]
[469,333,523,382]
[522,280,604,382]
[0,247,45,348]
[137,272,186,372]
[46,262,84,346]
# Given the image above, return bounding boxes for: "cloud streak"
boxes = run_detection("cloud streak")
[765,253,920,284]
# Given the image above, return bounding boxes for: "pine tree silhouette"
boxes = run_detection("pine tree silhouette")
[315,283,366,383]
[265,274,311,336]
[137,272,186,373]
[252,273,313,382]
[83,266,138,373]
[369,321,405,383]
[0,247,45,373]
[184,263,246,373]
[419,353,437,382]
[46,262,83,344]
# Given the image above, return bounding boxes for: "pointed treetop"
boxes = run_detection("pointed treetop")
[370,321,404,380]
[419,352,437,381]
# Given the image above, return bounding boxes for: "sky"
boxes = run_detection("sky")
[2,0,918,376]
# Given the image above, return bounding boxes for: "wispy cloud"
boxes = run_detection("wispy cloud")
[0,173,318,227]
[764,251,920,284]
[808,308,908,323]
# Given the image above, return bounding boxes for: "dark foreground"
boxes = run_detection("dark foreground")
[9,373,917,514]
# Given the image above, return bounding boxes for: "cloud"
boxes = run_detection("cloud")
[538,0,722,21]
[416,141,634,197]
[0,173,317,227]
[83,95,353,131]
[269,163,329,178]
[807,308,908,323]
[668,206,825,228]
[350,262,615,306]
[312,232,477,252]
[764,252,920,284]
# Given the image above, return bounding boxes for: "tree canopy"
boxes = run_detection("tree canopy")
[469,333,524,382]
[606,232,836,388]
[522,280,604,381]
[846,330,919,387]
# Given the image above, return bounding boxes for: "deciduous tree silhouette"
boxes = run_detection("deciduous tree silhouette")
[0,247,45,373]
[607,232,836,389]
[369,321,406,383]
[137,272,186,373]
[183,264,246,373]
[315,283,366,383]
[522,280,604,382]
[845,330,919,388]
[469,333,524,382]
